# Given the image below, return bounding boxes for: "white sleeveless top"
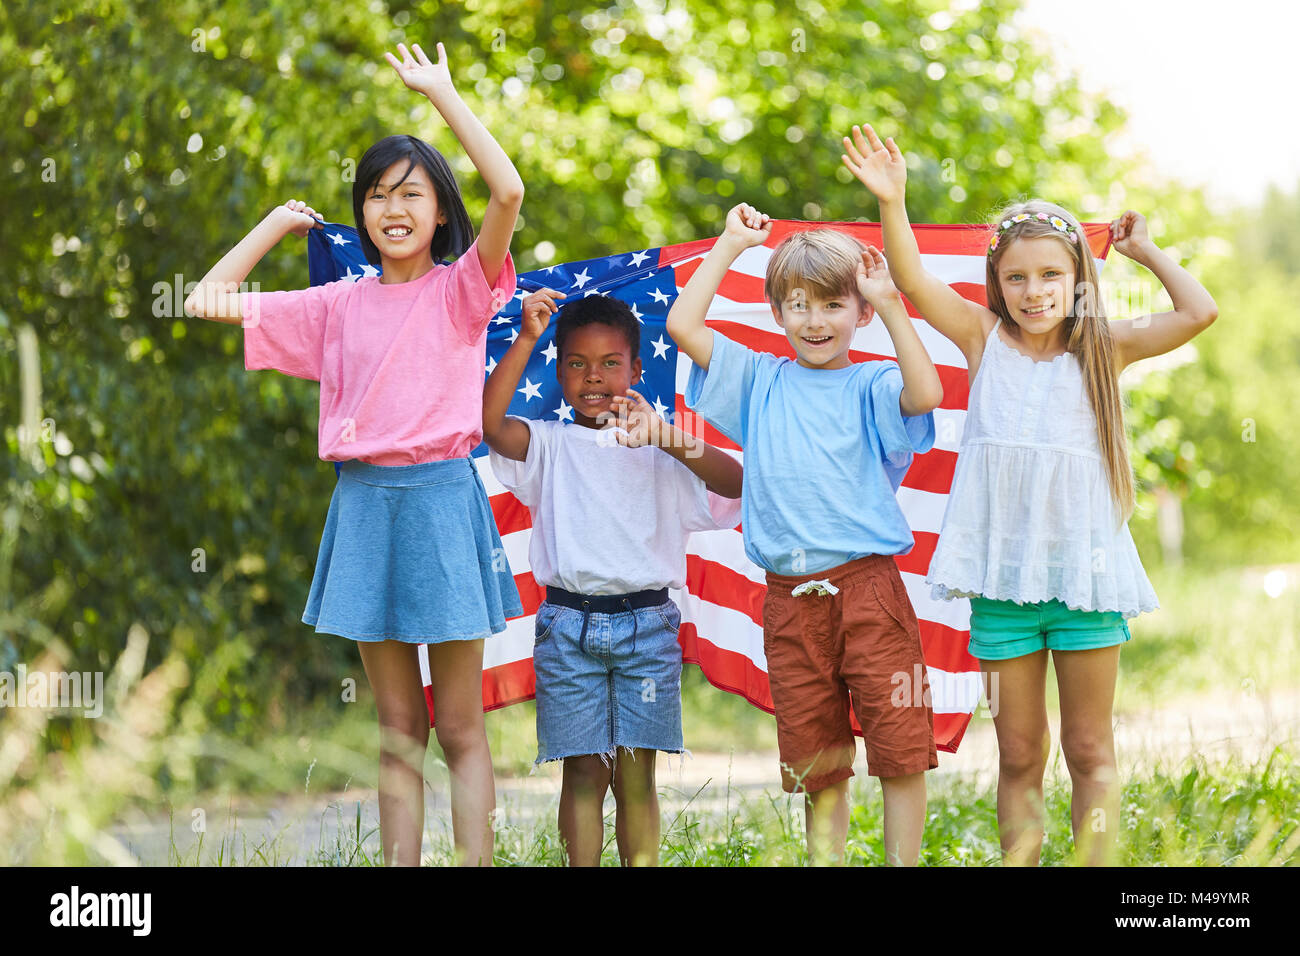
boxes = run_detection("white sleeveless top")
[926,320,1159,618]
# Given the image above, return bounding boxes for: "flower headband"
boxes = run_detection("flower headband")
[988,212,1079,255]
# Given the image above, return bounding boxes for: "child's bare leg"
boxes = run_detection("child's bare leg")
[805,778,850,864]
[1054,645,1121,866]
[357,640,430,866]
[611,748,659,866]
[559,755,613,866]
[984,651,1050,866]
[426,639,495,866]
[880,772,926,865]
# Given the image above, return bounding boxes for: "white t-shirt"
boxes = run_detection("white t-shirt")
[489,417,742,595]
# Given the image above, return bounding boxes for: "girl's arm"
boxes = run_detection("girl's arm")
[482,288,564,462]
[1107,211,1219,370]
[666,203,772,371]
[184,201,321,324]
[386,43,524,285]
[842,125,992,364]
[857,245,944,415]
[608,390,744,498]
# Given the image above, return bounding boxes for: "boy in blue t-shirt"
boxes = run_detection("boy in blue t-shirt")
[666,202,944,865]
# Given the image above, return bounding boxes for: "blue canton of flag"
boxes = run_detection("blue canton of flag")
[307,222,683,463]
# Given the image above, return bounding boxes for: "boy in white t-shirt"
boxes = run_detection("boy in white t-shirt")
[483,289,742,867]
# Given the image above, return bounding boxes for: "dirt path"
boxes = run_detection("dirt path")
[107,687,1299,864]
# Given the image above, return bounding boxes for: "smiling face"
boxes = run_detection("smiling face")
[558,323,642,428]
[362,160,445,266]
[994,235,1078,338]
[772,287,872,370]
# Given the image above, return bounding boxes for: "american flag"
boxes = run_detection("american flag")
[308,219,1114,754]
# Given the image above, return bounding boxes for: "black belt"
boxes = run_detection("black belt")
[545,587,668,613]
[544,587,668,656]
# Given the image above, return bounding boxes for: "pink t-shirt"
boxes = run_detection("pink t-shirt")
[242,240,515,465]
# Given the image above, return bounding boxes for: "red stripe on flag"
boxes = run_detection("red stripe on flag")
[513,571,545,616]
[674,397,741,452]
[686,554,765,628]
[904,448,957,496]
[660,220,1110,272]
[894,531,938,577]
[490,490,532,537]
[918,619,981,674]
[934,711,971,753]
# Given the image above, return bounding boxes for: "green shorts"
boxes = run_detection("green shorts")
[968,597,1132,661]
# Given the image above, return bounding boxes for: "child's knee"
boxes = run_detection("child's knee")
[564,754,614,794]
[998,730,1050,778]
[1059,730,1116,778]
[375,706,431,748]
[433,717,486,760]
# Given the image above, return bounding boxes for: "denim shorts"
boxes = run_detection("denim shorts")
[968,597,1133,660]
[532,593,684,764]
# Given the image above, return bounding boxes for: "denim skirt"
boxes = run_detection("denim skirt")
[302,457,522,644]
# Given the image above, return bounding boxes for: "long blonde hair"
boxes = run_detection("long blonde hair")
[986,200,1135,520]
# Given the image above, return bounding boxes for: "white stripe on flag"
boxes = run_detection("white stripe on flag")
[895,486,950,537]
[929,668,984,715]
[673,586,769,672]
[686,527,768,587]
[901,570,972,632]
[483,614,540,668]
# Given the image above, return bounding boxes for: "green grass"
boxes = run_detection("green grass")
[131,745,1300,866]
[4,563,1296,865]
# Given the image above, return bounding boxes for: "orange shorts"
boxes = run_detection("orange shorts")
[763,554,938,792]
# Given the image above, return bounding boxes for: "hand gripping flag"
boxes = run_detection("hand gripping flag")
[308,219,1114,753]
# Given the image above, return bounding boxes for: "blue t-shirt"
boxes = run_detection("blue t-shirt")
[685,330,935,575]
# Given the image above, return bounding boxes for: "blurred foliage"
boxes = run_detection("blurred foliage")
[0,0,1291,785]
[1121,182,1300,568]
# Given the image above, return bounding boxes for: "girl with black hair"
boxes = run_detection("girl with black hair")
[186,42,524,866]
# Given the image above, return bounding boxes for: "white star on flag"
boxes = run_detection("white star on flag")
[492,314,512,325]
[329,231,350,246]
[651,334,670,359]
[553,398,573,422]
[508,327,519,344]
[360,263,380,278]
[628,250,650,267]
[518,378,542,401]
[629,302,644,324]
[485,355,498,374]
[543,340,558,364]
[652,395,670,419]
[649,287,670,305]
[571,267,591,289]
[341,266,361,283]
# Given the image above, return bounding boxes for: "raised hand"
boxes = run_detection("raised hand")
[723,202,774,249]
[841,124,907,204]
[1109,210,1153,258]
[274,198,322,238]
[384,41,455,101]
[607,388,665,449]
[854,244,899,313]
[521,287,565,340]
